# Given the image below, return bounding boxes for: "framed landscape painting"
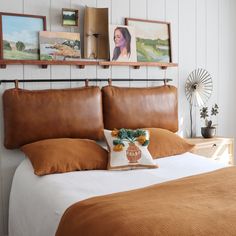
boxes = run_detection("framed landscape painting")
[39,31,81,61]
[62,8,79,26]
[0,12,46,60]
[125,18,172,63]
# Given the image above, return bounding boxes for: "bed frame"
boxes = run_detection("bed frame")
[2,84,178,149]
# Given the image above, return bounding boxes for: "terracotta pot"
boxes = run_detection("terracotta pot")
[201,127,216,138]
[126,143,141,163]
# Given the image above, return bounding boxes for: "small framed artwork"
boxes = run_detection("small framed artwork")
[0,12,46,60]
[39,31,81,61]
[62,8,79,26]
[125,18,172,63]
[109,25,137,62]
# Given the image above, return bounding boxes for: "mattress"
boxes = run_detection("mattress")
[9,153,227,236]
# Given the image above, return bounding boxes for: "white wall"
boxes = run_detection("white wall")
[0,0,236,235]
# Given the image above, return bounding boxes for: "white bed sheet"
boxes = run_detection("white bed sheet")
[9,152,227,236]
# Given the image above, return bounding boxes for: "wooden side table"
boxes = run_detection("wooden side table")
[185,137,234,165]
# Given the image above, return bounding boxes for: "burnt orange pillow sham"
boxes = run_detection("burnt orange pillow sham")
[146,128,195,159]
[21,138,108,176]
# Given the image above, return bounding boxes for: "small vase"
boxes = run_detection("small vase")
[201,127,216,138]
[126,143,141,163]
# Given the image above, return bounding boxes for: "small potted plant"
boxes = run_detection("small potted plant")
[200,104,219,138]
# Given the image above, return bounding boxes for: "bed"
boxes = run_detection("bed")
[9,153,227,236]
[3,84,236,236]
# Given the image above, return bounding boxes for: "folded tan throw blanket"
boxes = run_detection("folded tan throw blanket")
[56,167,236,236]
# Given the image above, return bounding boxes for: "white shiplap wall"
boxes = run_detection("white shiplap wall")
[0,0,236,235]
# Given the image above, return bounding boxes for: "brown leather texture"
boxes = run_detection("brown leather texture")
[102,85,178,132]
[21,138,108,176]
[3,87,104,149]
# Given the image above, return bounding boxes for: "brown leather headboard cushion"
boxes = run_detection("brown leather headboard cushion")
[3,87,104,149]
[102,85,178,132]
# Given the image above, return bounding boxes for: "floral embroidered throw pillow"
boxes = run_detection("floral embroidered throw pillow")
[104,128,158,170]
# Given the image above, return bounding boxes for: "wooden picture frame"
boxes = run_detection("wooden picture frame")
[125,18,172,63]
[0,12,46,60]
[62,8,79,26]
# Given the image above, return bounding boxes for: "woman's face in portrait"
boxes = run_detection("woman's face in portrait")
[114,29,126,48]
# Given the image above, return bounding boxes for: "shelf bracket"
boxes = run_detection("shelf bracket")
[41,65,48,69]
[161,66,167,70]
[77,65,85,69]
[0,64,6,69]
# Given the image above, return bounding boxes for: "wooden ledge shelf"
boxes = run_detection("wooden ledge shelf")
[99,61,178,69]
[0,60,98,69]
[0,60,178,70]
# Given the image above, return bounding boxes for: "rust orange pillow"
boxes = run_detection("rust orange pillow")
[21,138,108,176]
[146,128,195,159]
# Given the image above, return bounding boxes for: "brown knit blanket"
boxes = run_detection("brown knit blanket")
[56,167,236,236]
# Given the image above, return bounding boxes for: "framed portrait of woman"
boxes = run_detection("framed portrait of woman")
[109,25,137,62]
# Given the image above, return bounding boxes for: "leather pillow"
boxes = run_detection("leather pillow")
[102,85,178,132]
[3,86,104,149]
[146,128,195,158]
[21,138,108,176]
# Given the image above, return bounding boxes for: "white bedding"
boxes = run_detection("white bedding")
[9,153,227,236]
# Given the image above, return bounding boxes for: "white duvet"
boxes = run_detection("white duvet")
[9,153,227,236]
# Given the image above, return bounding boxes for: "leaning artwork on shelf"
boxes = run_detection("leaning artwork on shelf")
[39,31,81,61]
[62,8,79,26]
[109,25,137,62]
[125,18,172,63]
[0,12,46,60]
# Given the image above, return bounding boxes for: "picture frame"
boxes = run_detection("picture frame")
[62,8,79,26]
[39,31,81,61]
[109,25,137,62]
[0,12,46,60]
[125,18,172,63]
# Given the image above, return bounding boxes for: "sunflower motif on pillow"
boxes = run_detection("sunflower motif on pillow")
[111,128,149,163]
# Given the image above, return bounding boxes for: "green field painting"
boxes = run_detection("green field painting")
[136,37,170,62]
[63,19,76,26]
[3,49,38,60]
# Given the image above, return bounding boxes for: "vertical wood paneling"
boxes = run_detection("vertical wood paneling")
[195,0,207,136]
[129,0,147,87]
[165,0,180,133]
[50,0,72,89]
[230,0,236,142]
[147,0,165,87]
[71,0,97,87]
[147,0,165,21]
[23,0,51,90]
[206,0,219,111]
[178,0,196,137]
[196,0,207,69]
[165,0,179,88]
[218,0,234,137]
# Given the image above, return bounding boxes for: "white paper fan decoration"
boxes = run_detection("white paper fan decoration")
[185,68,213,107]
